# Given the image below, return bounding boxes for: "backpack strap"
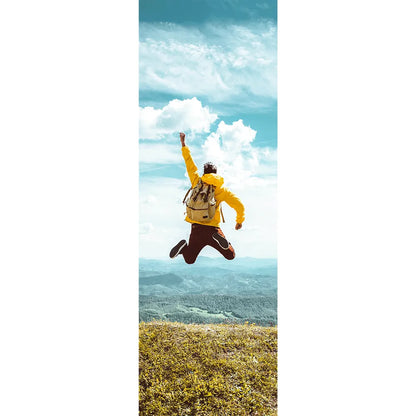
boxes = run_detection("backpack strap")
[182,186,193,204]
[220,204,225,223]
[193,179,203,201]
[204,184,211,202]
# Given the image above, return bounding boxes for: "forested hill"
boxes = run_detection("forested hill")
[139,257,277,296]
[139,257,277,326]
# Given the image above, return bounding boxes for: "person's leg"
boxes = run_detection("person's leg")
[207,227,236,260]
[169,239,187,258]
[181,224,206,264]
[171,224,235,262]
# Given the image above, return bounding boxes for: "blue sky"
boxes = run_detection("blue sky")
[139,0,277,24]
[139,0,277,258]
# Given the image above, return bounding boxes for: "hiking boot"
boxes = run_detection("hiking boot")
[169,239,187,258]
[212,232,230,250]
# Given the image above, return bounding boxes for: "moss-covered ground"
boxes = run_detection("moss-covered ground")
[139,321,277,415]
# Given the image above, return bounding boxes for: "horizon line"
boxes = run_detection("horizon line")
[139,256,278,260]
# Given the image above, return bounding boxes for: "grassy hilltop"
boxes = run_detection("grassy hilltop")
[139,321,277,416]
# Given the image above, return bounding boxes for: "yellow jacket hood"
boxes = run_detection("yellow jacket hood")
[201,173,224,188]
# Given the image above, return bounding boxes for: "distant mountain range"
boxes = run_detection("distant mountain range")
[139,257,277,325]
[140,256,277,272]
[139,256,277,296]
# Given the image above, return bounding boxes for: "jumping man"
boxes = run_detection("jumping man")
[170,132,245,264]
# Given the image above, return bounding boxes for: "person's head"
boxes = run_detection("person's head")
[203,162,217,174]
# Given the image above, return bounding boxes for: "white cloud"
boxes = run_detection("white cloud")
[139,143,180,164]
[201,119,275,189]
[139,97,217,140]
[138,118,277,176]
[139,22,277,105]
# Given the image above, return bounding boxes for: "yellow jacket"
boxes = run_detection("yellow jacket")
[182,146,245,227]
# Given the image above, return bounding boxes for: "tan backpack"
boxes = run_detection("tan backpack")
[183,179,218,223]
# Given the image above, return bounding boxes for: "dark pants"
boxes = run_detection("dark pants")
[182,223,235,264]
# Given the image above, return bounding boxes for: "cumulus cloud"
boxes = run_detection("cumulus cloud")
[139,116,276,190]
[139,97,217,140]
[201,119,276,189]
[139,22,277,106]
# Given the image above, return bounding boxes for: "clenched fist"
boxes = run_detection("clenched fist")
[179,132,186,147]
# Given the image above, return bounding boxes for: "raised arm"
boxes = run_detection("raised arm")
[180,132,200,187]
